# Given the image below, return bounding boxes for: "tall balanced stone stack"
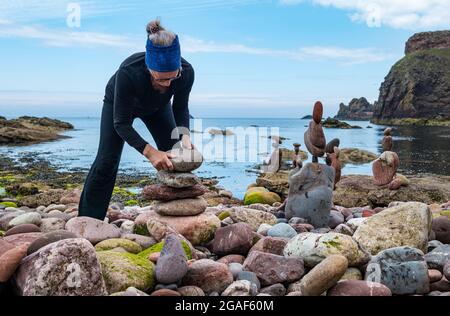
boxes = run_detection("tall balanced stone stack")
[143,146,207,217]
[285,102,336,228]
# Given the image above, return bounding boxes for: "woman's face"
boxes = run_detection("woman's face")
[149,69,180,89]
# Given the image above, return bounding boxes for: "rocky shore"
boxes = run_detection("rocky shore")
[1,116,449,297]
[1,174,449,296]
[0,116,74,145]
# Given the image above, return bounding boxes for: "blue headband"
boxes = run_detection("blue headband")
[145,35,181,72]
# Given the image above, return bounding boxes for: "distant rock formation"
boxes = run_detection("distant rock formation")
[372,30,450,126]
[0,116,74,145]
[335,97,374,120]
[322,118,362,129]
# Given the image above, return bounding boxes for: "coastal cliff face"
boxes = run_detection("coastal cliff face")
[335,97,374,120]
[372,30,450,126]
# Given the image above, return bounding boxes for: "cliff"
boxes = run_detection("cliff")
[372,31,450,126]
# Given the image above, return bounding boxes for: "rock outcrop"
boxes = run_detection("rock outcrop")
[335,98,374,120]
[372,31,450,126]
[0,116,74,145]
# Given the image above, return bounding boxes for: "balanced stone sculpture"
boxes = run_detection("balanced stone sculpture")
[285,162,335,228]
[382,128,393,152]
[285,101,335,228]
[372,151,399,186]
[304,101,326,162]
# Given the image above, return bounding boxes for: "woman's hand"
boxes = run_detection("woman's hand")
[143,144,175,171]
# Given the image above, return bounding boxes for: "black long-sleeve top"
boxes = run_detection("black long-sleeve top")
[104,52,194,154]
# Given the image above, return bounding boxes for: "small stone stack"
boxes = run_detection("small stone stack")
[143,146,207,217]
[372,128,401,188]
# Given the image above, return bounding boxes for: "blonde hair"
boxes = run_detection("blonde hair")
[146,18,176,46]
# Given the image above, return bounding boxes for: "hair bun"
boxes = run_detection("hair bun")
[146,19,164,35]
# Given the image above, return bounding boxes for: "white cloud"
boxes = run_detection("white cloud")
[0,22,392,64]
[0,23,138,48]
[280,0,450,29]
[183,36,393,64]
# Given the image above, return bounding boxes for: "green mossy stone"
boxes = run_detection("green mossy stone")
[244,191,281,206]
[440,210,450,219]
[125,200,139,206]
[137,239,192,260]
[134,224,150,236]
[95,238,143,254]
[218,211,230,221]
[97,250,155,294]
[0,201,18,208]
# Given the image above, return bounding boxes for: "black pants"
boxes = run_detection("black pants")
[78,101,179,220]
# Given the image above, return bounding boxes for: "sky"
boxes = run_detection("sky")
[0,0,449,118]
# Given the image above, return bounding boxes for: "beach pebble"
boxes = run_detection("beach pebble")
[142,184,206,201]
[212,223,255,256]
[121,234,157,249]
[353,202,431,255]
[216,254,246,265]
[299,255,348,296]
[59,189,81,205]
[425,244,450,271]
[366,246,429,295]
[4,224,41,236]
[340,267,363,281]
[283,232,370,267]
[94,238,142,254]
[249,236,288,256]
[65,216,121,245]
[157,170,200,188]
[432,216,450,244]
[328,210,344,229]
[221,280,257,296]
[27,230,78,255]
[155,234,188,284]
[2,232,43,248]
[151,289,181,296]
[226,261,241,277]
[267,223,297,238]
[0,244,28,282]
[327,280,392,296]
[14,238,107,296]
[243,250,304,286]
[228,207,277,231]
[167,147,203,172]
[153,197,207,216]
[260,283,286,296]
[8,212,41,229]
[334,224,354,236]
[444,262,450,281]
[43,204,66,213]
[119,220,135,235]
[39,218,66,233]
[237,271,261,291]
[177,286,205,296]
[182,259,233,294]
[429,269,443,283]
[256,223,272,236]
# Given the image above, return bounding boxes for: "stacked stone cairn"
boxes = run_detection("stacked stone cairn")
[142,145,206,288]
[285,101,341,228]
[372,127,408,190]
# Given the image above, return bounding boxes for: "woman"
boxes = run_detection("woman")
[78,19,195,220]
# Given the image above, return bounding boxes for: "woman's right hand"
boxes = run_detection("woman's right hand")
[143,144,175,171]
